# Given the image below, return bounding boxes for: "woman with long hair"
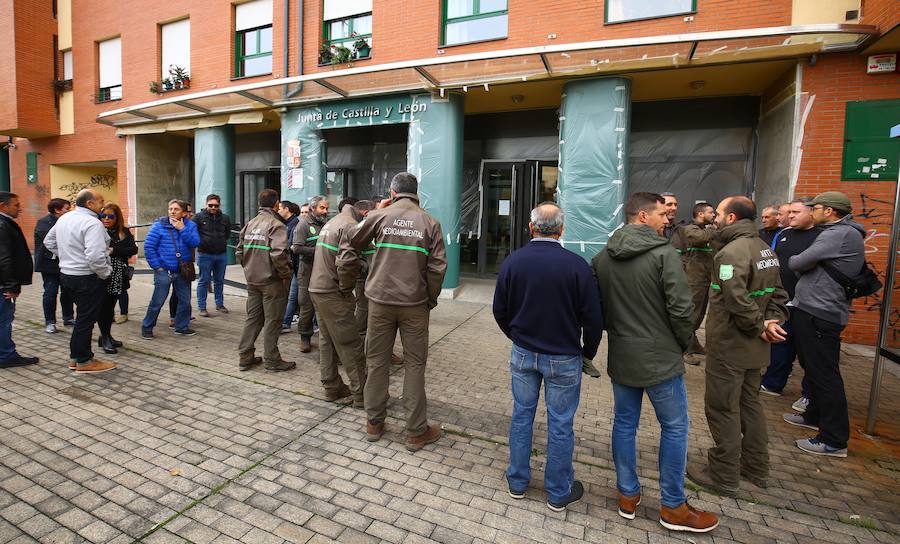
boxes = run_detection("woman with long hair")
[97,203,137,353]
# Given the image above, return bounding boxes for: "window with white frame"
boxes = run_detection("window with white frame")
[161,18,191,89]
[235,0,273,78]
[97,37,121,102]
[323,0,372,61]
[442,0,508,47]
[62,49,72,81]
[605,0,695,24]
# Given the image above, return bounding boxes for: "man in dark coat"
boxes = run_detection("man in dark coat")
[0,192,39,368]
[34,197,74,333]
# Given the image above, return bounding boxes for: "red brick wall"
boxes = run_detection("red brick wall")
[861,0,900,29]
[796,52,900,344]
[302,0,792,75]
[0,0,59,136]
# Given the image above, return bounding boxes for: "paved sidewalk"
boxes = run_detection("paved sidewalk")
[0,272,898,544]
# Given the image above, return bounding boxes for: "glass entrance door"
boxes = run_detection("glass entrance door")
[238,170,279,226]
[480,163,519,274]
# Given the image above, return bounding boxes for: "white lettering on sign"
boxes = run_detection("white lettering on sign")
[383,227,423,238]
[297,102,428,124]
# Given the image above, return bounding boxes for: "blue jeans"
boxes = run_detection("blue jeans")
[282,273,299,327]
[0,296,19,362]
[612,375,689,509]
[142,270,192,332]
[41,272,74,325]
[196,252,227,310]
[760,311,810,397]
[506,344,582,504]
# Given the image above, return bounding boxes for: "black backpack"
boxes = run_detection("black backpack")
[822,260,883,299]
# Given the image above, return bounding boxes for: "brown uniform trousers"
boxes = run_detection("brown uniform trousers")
[365,301,429,435]
[297,261,315,339]
[238,280,288,364]
[704,356,768,487]
[311,291,366,403]
[355,278,368,338]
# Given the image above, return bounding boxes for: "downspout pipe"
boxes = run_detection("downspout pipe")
[297,0,303,89]
[283,0,290,78]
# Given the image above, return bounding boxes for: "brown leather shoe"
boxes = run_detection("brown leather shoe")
[325,383,352,402]
[300,338,312,353]
[68,360,76,370]
[265,359,296,372]
[406,424,443,452]
[659,502,718,533]
[239,356,262,371]
[686,463,738,497]
[366,420,384,442]
[617,492,641,520]
[75,359,117,373]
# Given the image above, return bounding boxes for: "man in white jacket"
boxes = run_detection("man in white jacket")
[44,189,114,373]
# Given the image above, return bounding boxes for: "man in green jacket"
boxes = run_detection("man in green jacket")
[687,196,788,496]
[670,202,716,359]
[593,192,718,533]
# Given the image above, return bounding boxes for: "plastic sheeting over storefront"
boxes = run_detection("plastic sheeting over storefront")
[558,77,631,259]
[628,96,758,221]
[407,94,464,289]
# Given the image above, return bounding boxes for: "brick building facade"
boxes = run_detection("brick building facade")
[1,0,898,344]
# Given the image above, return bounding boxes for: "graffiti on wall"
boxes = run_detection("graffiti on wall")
[848,192,900,346]
[57,171,117,202]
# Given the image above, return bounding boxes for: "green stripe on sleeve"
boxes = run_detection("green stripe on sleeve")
[317,241,339,251]
[711,283,721,290]
[375,242,429,255]
[684,247,713,252]
[244,244,271,250]
[306,235,319,242]
[748,287,776,297]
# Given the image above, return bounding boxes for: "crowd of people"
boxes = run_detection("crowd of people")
[0,177,868,534]
[493,189,865,532]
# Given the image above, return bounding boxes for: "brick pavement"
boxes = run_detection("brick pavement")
[0,272,897,543]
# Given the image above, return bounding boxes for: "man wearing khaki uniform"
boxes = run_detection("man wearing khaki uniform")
[310,200,369,407]
[670,202,716,358]
[236,190,295,372]
[292,195,328,352]
[338,172,447,452]
[688,196,788,496]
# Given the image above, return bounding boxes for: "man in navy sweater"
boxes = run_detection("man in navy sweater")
[492,202,604,512]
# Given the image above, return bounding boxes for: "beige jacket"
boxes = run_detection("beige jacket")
[337,194,447,307]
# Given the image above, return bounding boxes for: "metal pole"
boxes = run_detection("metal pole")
[864,142,900,435]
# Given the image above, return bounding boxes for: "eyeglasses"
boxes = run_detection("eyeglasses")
[208,204,220,208]
[99,214,116,220]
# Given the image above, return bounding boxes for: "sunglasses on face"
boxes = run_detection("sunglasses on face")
[99,214,116,220]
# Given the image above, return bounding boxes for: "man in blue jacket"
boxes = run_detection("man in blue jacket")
[141,199,200,338]
[492,202,603,513]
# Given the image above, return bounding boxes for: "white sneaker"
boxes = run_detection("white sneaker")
[45,323,58,334]
[759,385,781,396]
[792,396,809,413]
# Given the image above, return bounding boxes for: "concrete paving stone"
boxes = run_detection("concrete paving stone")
[303,514,344,539]
[16,512,59,539]
[76,519,122,543]
[41,527,86,544]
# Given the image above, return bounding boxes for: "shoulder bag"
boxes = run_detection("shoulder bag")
[168,227,196,282]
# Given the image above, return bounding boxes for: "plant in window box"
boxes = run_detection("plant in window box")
[149,80,160,94]
[319,43,334,65]
[352,34,371,59]
[162,77,174,92]
[331,44,352,65]
[168,65,190,90]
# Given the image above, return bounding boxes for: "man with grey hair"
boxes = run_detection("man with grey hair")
[291,195,329,352]
[337,172,446,451]
[759,205,781,246]
[493,202,603,512]
[44,189,115,373]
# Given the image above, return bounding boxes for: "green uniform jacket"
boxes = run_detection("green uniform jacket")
[592,224,694,388]
[706,219,789,369]
[235,208,292,285]
[672,222,715,286]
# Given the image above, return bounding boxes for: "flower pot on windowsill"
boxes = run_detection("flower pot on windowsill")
[356,45,371,59]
